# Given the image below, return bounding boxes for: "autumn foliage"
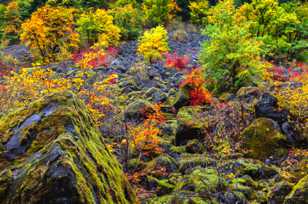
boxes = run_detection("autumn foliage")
[180,68,213,106]
[165,52,190,70]
[20,5,79,63]
[129,104,165,157]
[72,47,119,69]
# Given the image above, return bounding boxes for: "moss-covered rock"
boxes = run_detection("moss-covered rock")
[0,92,136,204]
[148,192,214,204]
[179,154,215,174]
[175,106,206,145]
[145,155,178,175]
[186,139,205,154]
[172,87,190,110]
[176,168,221,193]
[284,175,308,204]
[124,99,154,122]
[240,118,288,160]
[269,181,292,204]
[220,158,278,180]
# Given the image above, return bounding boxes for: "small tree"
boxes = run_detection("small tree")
[109,4,142,40]
[137,26,169,62]
[20,5,79,63]
[1,1,22,46]
[0,4,6,41]
[141,0,180,27]
[199,0,268,94]
[235,0,304,60]
[76,9,121,49]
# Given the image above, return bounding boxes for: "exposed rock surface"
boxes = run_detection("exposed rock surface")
[124,99,154,122]
[0,92,136,204]
[240,117,288,160]
[175,106,205,145]
[255,93,288,124]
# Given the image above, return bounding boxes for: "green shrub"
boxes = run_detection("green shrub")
[141,0,179,27]
[199,0,268,94]
[109,4,142,40]
[0,4,6,41]
[1,1,22,46]
[189,0,210,25]
[235,0,306,61]
[76,9,121,48]
[200,24,267,94]
[47,0,108,8]
[112,0,138,7]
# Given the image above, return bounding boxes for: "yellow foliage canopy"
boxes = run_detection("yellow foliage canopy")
[20,5,79,63]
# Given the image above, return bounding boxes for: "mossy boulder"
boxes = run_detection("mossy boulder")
[145,155,178,175]
[284,175,308,204]
[172,87,190,110]
[0,92,136,204]
[186,139,205,154]
[269,181,293,204]
[236,86,261,101]
[179,154,215,174]
[177,168,221,193]
[220,158,278,180]
[240,118,288,160]
[148,192,214,204]
[175,106,206,145]
[124,99,154,122]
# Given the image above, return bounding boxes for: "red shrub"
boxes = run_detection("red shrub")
[180,68,213,106]
[72,47,119,69]
[269,62,307,82]
[165,52,190,70]
[189,87,213,106]
[180,68,205,88]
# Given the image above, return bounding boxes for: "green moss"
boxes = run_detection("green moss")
[0,92,136,204]
[176,167,220,193]
[177,106,204,128]
[145,155,178,174]
[179,154,214,173]
[240,118,288,160]
[284,175,308,204]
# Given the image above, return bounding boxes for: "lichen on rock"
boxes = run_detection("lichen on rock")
[240,117,288,160]
[0,92,136,204]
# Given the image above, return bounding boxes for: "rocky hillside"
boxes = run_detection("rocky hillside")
[0,0,307,203]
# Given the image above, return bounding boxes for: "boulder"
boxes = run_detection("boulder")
[236,86,261,102]
[144,87,168,103]
[255,93,288,124]
[176,168,220,193]
[0,92,136,204]
[185,139,205,154]
[175,106,205,145]
[145,155,178,175]
[284,175,308,204]
[240,118,288,160]
[179,154,215,174]
[220,158,278,180]
[172,87,190,110]
[269,181,292,204]
[124,99,154,122]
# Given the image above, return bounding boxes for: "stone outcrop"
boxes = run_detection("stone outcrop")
[0,92,136,204]
[240,118,288,160]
